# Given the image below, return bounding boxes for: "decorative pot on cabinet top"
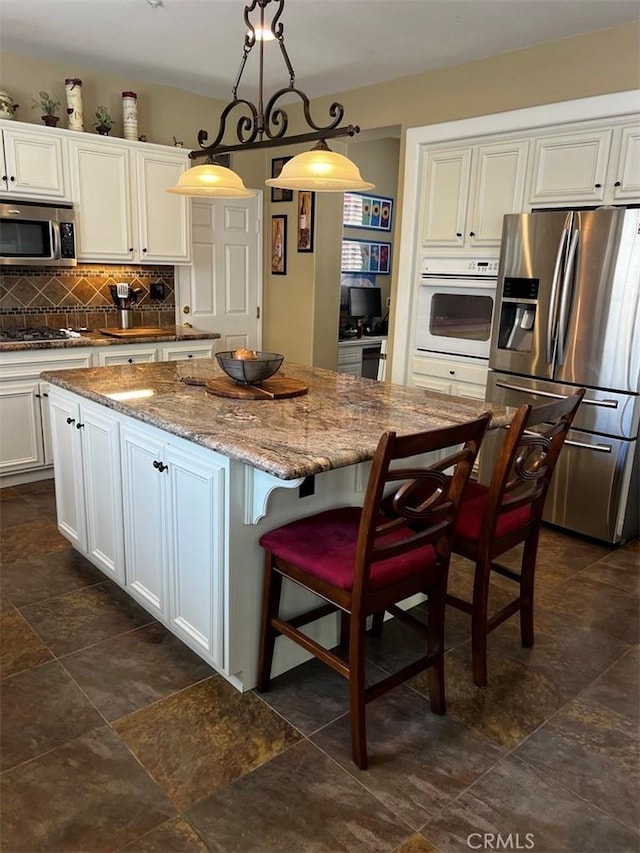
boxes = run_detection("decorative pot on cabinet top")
[0,91,19,120]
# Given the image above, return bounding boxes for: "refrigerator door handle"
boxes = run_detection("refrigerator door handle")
[494,381,619,408]
[556,228,580,366]
[564,439,613,453]
[546,225,570,364]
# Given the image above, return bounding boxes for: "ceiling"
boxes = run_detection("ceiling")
[1,0,638,101]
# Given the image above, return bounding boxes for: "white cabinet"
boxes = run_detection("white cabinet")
[48,389,125,583]
[337,338,385,379]
[95,345,158,366]
[0,124,66,198]
[0,350,92,481]
[527,122,640,206]
[410,353,488,401]
[159,341,215,361]
[134,149,191,263]
[68,139,134,262]
[67,137,191,264]
[120,420,226,665]
[420,140,528,250]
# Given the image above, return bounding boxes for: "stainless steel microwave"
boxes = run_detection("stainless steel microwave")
[0,199,77,266]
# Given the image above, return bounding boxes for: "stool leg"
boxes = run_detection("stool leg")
[257,553,283,693]
[520,530,539,648]
[426,573,447,715]
[471,556,492,688]
[370,610,385,637]
[349,612,368,770]
[339,611,350,649]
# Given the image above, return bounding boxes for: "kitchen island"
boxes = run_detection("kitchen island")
[42,359,510,690]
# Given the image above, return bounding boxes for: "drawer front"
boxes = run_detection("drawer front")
[1,350,93,380]
[96,347,158,366]
[411,355,488,385]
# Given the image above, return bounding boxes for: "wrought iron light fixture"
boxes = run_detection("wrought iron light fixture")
[167,0,374,198]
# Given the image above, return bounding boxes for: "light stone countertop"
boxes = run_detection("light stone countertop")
[0,326,219,352]
[41,359,512,480]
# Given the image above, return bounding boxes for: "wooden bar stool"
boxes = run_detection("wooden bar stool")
[447,389,585,687]
[256,413,490,769]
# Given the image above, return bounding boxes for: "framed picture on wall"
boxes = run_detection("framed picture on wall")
[270,157,293,203]
[341,239,391,274]
[297,190,314,252]
[342,193,393,231]
[271,214,287,275]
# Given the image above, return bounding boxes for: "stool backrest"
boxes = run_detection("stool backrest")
[481,389,585,547]
[352,413,491,600]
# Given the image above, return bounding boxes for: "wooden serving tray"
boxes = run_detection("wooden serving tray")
[99,327,173,338]
[204,376,308,400]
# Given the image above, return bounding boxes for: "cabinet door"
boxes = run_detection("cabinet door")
[0,380,45,473]
[48,392,87,551]
[420,147,471,247]
[612,125,640,201]
[80,402,125,584]
[120,424,167,617]
[1,128,66,197]
[467,141,528,247]
[69,140,134,261]
[166,442,226,665]
[528,129,612,205]
[135,150,191,263]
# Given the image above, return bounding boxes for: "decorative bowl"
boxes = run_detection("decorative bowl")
[215,350,284,385]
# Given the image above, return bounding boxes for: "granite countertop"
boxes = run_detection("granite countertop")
[41,359,512,480]
[0,326,220,352]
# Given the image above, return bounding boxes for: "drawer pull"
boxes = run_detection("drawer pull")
[565,439,612,453]
[76,422,85,430]
[66,417,75,425]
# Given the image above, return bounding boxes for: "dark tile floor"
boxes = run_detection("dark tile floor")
[1,479,638,853]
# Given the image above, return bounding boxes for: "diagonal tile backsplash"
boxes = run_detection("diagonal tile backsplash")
[0,264,176,330]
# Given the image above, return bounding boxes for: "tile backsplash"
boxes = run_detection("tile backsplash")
[0,264,176,330]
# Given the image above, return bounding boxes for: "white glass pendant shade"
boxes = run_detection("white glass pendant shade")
[266,149,374,192]
[166,164,255,197]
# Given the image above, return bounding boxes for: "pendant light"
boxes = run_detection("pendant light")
[167,0,373,198]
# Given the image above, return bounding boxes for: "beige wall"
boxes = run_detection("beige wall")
[2,22,638,364]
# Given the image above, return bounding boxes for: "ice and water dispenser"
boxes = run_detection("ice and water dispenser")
[496,277,539,352]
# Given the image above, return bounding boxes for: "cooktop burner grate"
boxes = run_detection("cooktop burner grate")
[0,326,69,342]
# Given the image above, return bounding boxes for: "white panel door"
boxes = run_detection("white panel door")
[120,423,167,617]
[177,196,261,350]
[80,403,125,585]
[467,140,529,246]
[69,140,134,261]
[613,125,640,201]
[2,128,66,197]
[48,392,87,551]
[166,442,226,665]
[135,150,191,262]
[0,381,45,472]
[420,147,471,247]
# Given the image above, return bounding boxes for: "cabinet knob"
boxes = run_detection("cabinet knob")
[35,393,41,398]
[469,231,476,237]
[43,392,49,397]
[66,416,75,425]
[455,232,462,238]
[9,176,15,182]
[142,248,148,253]
[128,358,133,364]
[594,183,602,189]
[614,181,621,187]
[128,247,134,252]
[1,175,7,182]
[76,422,85,430]
[449,370,455,375]
[153,460,168,472]
[187,354,193,358]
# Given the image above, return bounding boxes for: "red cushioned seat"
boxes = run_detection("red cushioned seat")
[260,507,438,592]
[454,480,533,542]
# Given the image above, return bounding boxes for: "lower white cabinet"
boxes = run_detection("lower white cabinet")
[48,389,125,583]
[120,420,226,666]
[410,353,488,400]
[95,345,158,366]
[159,341,215,361]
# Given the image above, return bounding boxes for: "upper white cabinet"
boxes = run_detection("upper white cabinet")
[527,122,640,206]
[134,149,191,263]
[68,138,191,264]
[420,139,528,250]
[0,125,66,198]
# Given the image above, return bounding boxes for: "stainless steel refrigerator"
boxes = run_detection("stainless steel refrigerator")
[482,207,640,544]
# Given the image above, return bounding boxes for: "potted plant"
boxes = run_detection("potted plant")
[31,91,60,126]
[93,106,114,135]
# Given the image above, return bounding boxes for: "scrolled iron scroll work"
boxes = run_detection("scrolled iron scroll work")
[191,0,360,162]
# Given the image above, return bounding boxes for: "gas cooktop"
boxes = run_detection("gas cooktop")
[0,326,71,342]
